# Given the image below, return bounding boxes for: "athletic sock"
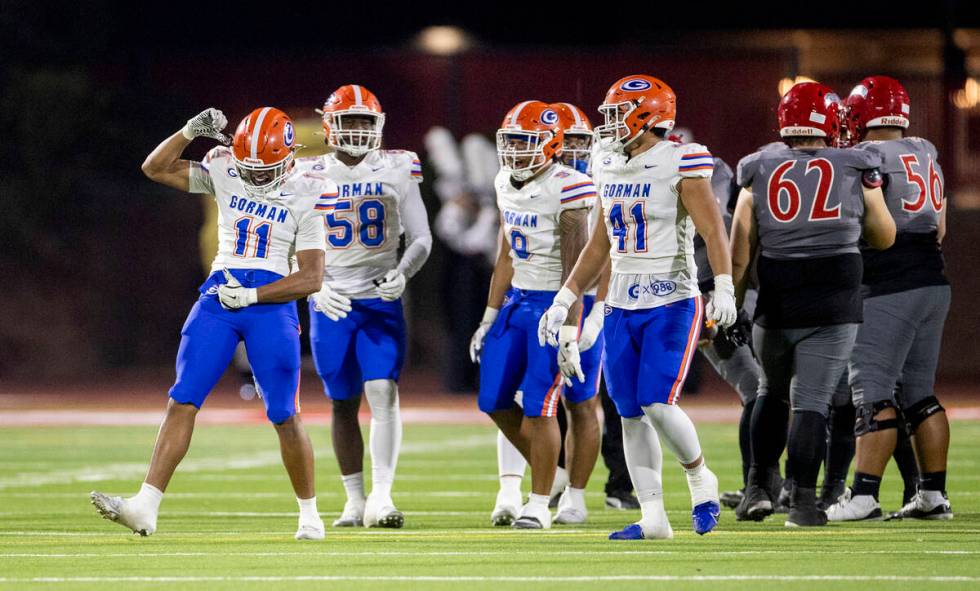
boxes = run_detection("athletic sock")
[365,380,402,501]
[497,430,527,481]
[786,411,827,490]
[622,416,664,518]
[919,471,947,493]
[825,404,856,485]
[550,466,570,497]
[852,472,882,500]
[528,493,550,508]
[341,472,366,504]
[893,417,919,503]
[738,399,755,486]
[639,496,666,524]
[642,403,702,465]
[133,482,163,514]
[296,496,320,524]
[566,486,587,511]
[499,475,522,498]
[749,395,790,480]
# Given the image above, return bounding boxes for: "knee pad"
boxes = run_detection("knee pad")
[854,400,899,436]
[364,379,400,423]
[903,395,945,433]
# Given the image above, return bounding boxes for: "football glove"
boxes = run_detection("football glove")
[711,309,752,359]
[578,300,605,352]
[312,283,352,321]
[557,326,586,386]
[375,270,406,302]
[217,269,257,310]
[469,307,498,364]
[706,274,737,329]
[181,108,231,145]
[537,287,577,347]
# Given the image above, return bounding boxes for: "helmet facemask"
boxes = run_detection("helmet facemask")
[327,110,385,157]
[560,133,593,173]
[594,101,637,148]
[234,153,295,199]
[496,129,554,181]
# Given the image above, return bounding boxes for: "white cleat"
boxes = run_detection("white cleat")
[364,494,404,529]
[332,499,365,527]
[513,502,552,530]
[826,489,883,522]
[295,518,326,540]
[90,491,157,536]
[491,489,522,526]
[553,489,588,525]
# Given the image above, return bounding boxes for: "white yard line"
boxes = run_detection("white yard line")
[1,575,978,583]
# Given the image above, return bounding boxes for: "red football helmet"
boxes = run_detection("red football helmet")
[496,100,564,181]
[778,82,842,145]
[551,102,593,172]
[844,76,910,143]
[232,107,296,197]
[595,75,676,148]
[322,84,385,156]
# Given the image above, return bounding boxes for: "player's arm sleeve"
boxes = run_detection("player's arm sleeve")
[559,174,598,212]
[295,209,327,253]
[735,152,759,189]
[677,143,715,179]
[396,181,432,279]
[188,149,221,194]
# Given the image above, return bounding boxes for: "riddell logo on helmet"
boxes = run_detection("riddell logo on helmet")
[620,79,652,92]
[877,116,908,126]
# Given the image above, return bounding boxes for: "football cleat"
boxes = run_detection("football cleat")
[513,502,551,530]
[720,489,744,509]
[491,488,522,526]
[363,494,404,529]
[818,479,847,512]
[825,488,882,522]
[332,499,364,527]
[608,523,645,540]
[785,487,827,527]
[605,490,641,510]
[295,520,326,541]
[736,484,773,521]
[90,491,156,536]
[887,491,953,521]
[692,501,721,535]
[553,490,587,525]
[609,517,673,541]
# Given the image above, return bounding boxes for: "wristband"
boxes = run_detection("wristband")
[481,307,499,324]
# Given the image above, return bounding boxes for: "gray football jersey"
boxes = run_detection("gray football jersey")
[854,137,943,234]
[737,146,881,259]
[693,157,735,284]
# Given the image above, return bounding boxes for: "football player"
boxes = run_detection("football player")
[539,75,735,540]
[470,100,599,529]
[731,82,896,526]
[300,85,432,528]
[91,107,334,540]
[827,76,952,521]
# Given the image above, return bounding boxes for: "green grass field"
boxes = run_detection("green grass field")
[2,420,979,590]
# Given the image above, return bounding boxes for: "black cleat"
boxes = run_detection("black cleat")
[817,479,846,512]
[785,486,827,527]
[736,484,773,521]
[886,492,953,521]
[605,490,641,510]
[720,489,744,510]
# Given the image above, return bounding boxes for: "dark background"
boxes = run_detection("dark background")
[2,1,978,387]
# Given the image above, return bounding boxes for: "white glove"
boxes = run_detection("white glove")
[557,326,585,386]
[469,307,499,363]
[578,300,605,352]
[376,270,407,302]
[217,269,257,310]
[537,287,577,347]
[707,274,737,329]
[181,108,231,145]
[312,283,352,321]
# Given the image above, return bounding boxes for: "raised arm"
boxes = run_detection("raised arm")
[142,109,231,192]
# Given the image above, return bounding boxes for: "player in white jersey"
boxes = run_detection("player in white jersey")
[91,107,335,540]
[469,100,599,529]
[539,75,737,540]
[299,85,431,529]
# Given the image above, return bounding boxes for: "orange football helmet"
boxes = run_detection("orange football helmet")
[551,102,593,173]
[496,100,564,181]
[321,84,385,156]
[595,75,676,148]
[231,107,296,197]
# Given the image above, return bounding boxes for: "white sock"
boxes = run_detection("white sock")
[297,496,320,524]
[365,379,401,499]
[642,403,702,465]
[622,416,664,515]
[639,497,667,524]
[497,430,527,481]
[132,482,163,514]
[499,475,522,499]
[567,486,587,511]
[550,466,570,497]
[341,472,366,504]
[528,493,550,508]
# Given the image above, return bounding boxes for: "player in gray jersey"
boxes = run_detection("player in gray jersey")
[730,82,895,527]
[827,76,952,522]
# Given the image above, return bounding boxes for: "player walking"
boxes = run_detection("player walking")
[470,100,598,530]
[301,85,431,528]
[539,75,735,540]
[731,82,896,526]
[827,76,952,521]
[91,107,334,540]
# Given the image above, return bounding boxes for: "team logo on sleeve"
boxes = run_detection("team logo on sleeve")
[227,168,239,177]
[540,109,559,125]
[283,122,295,147]
[620,78,652,92]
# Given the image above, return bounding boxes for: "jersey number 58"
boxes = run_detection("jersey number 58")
[326,199,386,248]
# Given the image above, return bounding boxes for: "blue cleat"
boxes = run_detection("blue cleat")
[692,501,721,535]
[608,523,645,540]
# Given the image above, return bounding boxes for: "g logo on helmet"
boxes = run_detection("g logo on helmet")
[620,78,652,92]
[283,122,295,147]
[540,109,559,125]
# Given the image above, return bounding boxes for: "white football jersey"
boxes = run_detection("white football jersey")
[592,140,714,309]
[188,147,334,278]
[295,149,424,298]
[495,163,596,291]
